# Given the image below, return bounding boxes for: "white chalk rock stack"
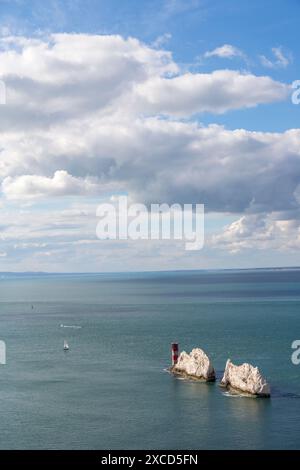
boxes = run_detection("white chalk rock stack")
[221,359,270,397]
[172,348,215,381]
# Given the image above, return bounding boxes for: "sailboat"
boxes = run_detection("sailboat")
[63,340,69,351]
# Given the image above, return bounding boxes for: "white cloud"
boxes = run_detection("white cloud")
[260,46,292,69]
[211,213,300,253]
[0,33,298,269]
[1,118,300,212]
[0,114,300,212]
[1,170,103,200]
[135,70,288,115]
[0,33,288,131]
[204,44,244,59]
[0,34,292,207]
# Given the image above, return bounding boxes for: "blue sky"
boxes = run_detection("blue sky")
[0,0,300,271]
[2,0,299,134]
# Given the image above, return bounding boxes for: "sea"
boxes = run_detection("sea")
[0,268,299,450]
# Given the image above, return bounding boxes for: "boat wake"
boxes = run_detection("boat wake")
[60,324,82,329]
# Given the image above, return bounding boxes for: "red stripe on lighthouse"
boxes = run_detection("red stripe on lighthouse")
[171,342,179,365]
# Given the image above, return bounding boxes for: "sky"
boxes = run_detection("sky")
[0,0,300,272]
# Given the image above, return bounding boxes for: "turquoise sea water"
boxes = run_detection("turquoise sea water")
[0,269,300,450]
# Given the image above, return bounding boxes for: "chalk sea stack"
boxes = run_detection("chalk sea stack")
[221,359,271,397]
[171,348,216,382]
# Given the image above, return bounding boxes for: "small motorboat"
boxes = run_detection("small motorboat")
[63,340,69,351]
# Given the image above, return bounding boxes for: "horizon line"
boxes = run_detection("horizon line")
[1,266,300,275]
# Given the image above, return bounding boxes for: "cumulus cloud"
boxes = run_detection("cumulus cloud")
[0,33,298,269]
[0,33,293,208]
[204,44,244,59]
[1,170,104,200]
[0,33,288,131]
[1,117,300,213]
[0,33,178,132]
[135,70,288,115]
[211,213,300,253]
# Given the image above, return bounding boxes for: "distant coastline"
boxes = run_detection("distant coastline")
[2,266,300,277]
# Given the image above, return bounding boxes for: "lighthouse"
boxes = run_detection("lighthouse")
[171,342,179,365]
